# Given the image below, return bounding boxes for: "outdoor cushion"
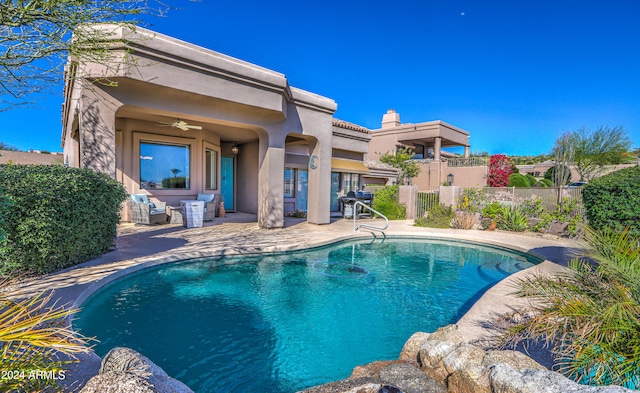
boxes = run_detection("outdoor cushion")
[130,194,150,204]
[197,193,215,203]
[150,208,166,215]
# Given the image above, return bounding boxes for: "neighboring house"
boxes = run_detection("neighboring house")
[365,110,487,190]
[518,161,636,183]
[0,150,64,165]
[61,25,370,228]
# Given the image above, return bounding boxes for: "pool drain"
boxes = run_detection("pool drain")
[311,260,370,278]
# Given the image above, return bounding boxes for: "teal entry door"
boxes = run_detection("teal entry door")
[221,157,234,210]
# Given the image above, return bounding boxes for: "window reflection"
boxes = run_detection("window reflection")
[140,142,190,189]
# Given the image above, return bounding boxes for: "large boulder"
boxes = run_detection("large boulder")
[490,364,635,393]
[80,347,193,393]
[443,343,488,393]
[399,332,431,362]
[378,363,446,393]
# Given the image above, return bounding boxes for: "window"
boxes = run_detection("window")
[140,141,190,189]
[284,168,295,197]
[205,148,218,190]
[342,173,360,193]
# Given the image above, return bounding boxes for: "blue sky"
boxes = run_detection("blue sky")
[1,0,639,155]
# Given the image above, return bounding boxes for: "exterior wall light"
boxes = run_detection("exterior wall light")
[231,143,239,156]
[447,173,454,186]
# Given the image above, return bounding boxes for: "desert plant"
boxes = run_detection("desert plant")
[0,285,90,392]
[582,166,640,236]
[460,188,487,212]
[534,198,585,237]
[415,203,454,228]
[451,211,476,229]
[497,206,529,232]
[497,226,640,388]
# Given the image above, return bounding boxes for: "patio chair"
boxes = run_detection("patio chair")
[128,194,167,225]
[196,193,219,221]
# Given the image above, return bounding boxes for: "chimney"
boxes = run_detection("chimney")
[381,109,401,129]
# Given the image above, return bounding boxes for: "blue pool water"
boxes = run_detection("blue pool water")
[75,238,540,393]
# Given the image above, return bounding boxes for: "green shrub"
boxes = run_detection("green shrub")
[525,174,537,186]
[415,203,454,228]
[0,164,128,275]
[582,166,640,236]
[481,202,504,220]
[538,178,553,187]
[372,185,406,220]
[534,198,585,237]
[518,197,544,218]
[508,173,531,187]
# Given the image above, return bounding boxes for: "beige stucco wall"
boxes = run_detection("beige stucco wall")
[61,25,337,228]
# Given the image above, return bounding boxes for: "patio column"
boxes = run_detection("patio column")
[258,141,285,229]
[464,145,470,158]
[434,137,442,161]
[306,139,331,225]
[78,86,121,178]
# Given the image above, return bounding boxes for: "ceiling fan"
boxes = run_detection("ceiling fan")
[159,120,202,131]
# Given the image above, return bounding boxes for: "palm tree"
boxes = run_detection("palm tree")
[498,226,640,388]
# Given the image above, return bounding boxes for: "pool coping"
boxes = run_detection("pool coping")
[8,218,582,388]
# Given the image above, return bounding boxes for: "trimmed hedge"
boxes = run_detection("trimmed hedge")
[0,164,128,275]
[582,166,640,235]
[508,173,531,187]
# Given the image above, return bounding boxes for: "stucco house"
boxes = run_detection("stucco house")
[61,25,372,228]
[365,110,487,190]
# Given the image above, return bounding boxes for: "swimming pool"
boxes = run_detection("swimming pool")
[75,237,540,392]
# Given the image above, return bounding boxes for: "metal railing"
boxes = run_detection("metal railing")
[353,201,389,238]
[445,157,488,167]
[417,191,439,219]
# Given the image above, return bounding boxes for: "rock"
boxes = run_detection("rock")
[418,340,458,384]
[379,363,446,393]
[81,347,193,393]
[99,347,168,378]
[443,344,489,393]
[350,360,412,379]
[80,372,168,393]
[548,221,569,236]
[427,324,465,345]
[489,364,635,393]
[400,332,431,362]
[482,350,547,372]
[296,377,385,393]
[349,361,395,379]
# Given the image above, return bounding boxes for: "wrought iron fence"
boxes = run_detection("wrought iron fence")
[417,191,439,218]
[444,157,488,167]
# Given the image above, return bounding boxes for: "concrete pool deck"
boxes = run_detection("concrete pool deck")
[11,214,583,389]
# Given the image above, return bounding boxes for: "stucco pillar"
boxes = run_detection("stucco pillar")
[79,86,120,178]
[434,137,442,161]
[306,139,331,225]
[464,145,470,158]
[258,145,285,229]
[398,185,418,219]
